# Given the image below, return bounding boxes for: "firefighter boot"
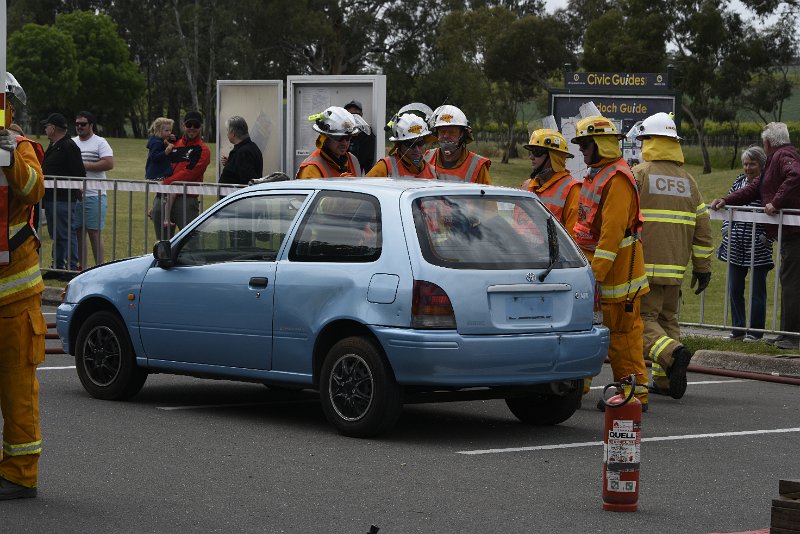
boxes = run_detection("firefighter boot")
[667,346,693,399]
[0,477,37,500]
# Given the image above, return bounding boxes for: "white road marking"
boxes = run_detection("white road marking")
[588,379,748,390]
[38,366,76,370]
[458,427,800,455]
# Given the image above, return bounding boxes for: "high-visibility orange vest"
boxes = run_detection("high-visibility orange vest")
[296,149,361,179]
[522,170,579,224]
[381,155,436,179]
[17,136,45,165]
[424,149,490,182]
[574,158,643,252]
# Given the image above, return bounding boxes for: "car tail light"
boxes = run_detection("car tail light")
[412,280,456,329]
[593,280,604,325]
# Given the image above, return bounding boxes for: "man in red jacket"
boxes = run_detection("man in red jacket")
[710,122,800,350]
[151,111,210,239]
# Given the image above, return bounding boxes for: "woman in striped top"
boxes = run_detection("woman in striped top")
[717,146,774,340]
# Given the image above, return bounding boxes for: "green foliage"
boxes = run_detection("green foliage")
[8,23,79,119]
[54,11,145,134]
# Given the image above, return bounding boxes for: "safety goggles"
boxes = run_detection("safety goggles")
[530,147,548,158]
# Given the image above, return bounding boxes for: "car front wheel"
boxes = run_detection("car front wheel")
[505,380,582,425]
[75,310,147,400]
[320,336,402,438]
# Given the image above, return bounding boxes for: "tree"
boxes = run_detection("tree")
[7,23,79,128]
[54,11,145,136]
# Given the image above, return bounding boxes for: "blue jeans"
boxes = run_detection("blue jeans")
[42,200,79,271]
[727,263,770,338]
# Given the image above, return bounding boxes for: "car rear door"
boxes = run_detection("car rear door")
[138,192,307,370]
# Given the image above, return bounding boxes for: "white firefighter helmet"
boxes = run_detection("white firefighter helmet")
[309,106,359,138]
[429,105,470,130]
[636,112,680,140]
[397,102,433,122]
[5,73,26,105]
[388,113,433,143]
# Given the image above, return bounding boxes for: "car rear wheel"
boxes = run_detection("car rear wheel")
[505,381,582,425]
[320,336,402,438]
[75,310,147,400]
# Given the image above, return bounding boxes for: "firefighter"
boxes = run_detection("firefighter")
[424,105,491,184]
[520,128,579,237]
[296,106,362,179]
[571,114,650,411]
[366,113,437,178]
[632,112,713,399]
[0,74,46,499]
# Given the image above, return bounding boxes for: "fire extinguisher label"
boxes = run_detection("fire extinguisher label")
[607,480,637,492]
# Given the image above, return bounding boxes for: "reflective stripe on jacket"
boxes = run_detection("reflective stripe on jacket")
[423,149,491,183]
[0,141,45,306]
[522,170,580,231]
[296,149,362,179]
[633,160,713,285]
[574,158,648,302]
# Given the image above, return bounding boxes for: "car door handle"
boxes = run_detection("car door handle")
[249,277,269,289]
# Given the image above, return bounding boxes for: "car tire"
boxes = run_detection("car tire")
[505,382,582,426]
[75,310,147,401]
[320,336,402,438]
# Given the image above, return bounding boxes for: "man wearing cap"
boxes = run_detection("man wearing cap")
[40,113,85,275]
[344,100,376,172]
[633,112,713,400]
[72,111,114,268]
[152,111,210,239]
[571,114,650,411]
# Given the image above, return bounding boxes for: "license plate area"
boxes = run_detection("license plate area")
[506,295,552,321]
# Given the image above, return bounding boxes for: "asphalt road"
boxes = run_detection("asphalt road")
[6,309,798,533]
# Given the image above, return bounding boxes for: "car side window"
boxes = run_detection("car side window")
[288,191,381,262]
[176,194,307,266]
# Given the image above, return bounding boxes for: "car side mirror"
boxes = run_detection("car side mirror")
[153,240,174,268]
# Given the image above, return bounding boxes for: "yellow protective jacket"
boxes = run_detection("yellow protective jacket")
[521,170,580,239]
[575,158,649,303]
[1,141,45,307]
[633,160,713,285]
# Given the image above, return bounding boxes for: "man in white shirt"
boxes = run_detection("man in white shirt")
[72,111,114,268]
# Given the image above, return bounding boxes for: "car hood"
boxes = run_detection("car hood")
[63,255,154,304]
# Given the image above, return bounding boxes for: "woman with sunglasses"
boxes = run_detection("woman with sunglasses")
[518,128,579,238]
[366,113,436,178]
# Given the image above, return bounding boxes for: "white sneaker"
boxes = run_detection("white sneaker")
[743,335,760,343]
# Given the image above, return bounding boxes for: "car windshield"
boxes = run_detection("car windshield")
[412,194,584,270]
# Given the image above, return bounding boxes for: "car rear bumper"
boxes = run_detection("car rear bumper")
[371,325,610,386]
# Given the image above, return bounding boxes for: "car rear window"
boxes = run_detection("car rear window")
[412,195,584,270]
[289,191,381,262]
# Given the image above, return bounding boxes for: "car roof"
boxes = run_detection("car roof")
[242,178,527,198]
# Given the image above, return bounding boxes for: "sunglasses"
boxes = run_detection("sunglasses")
[184,121,201,129]
[530,147,548,158]
[75,122,89,127]
[405,140,425,149]
[577,139,595,149]
[329,135,353,142]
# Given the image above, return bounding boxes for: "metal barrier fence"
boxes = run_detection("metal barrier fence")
[692,206,800,338]
[38,178,799,338]
[39,176,244,277]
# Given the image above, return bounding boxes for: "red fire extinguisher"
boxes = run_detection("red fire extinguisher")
[601,374,642,512]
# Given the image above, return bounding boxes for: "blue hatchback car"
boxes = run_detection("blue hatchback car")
[57,178,609,437]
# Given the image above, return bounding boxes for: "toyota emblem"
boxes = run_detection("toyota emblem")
[525,273,536,283]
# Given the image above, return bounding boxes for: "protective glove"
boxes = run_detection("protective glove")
[0,129,18,155]
[690,271,711,295]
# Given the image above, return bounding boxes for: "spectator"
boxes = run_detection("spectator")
[145,117,175,226]
[219,115,263,186]
[344,100,376,171]
[711,122,800,350]
[151,111,210,239]
[72,111,114,269]
[40,112,84,275]
[717,146,773,342]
